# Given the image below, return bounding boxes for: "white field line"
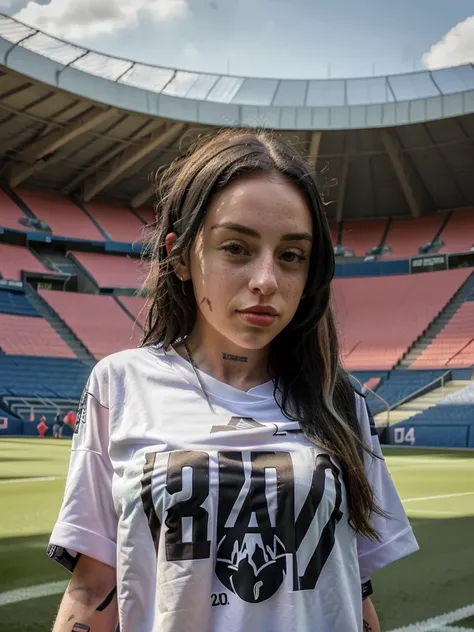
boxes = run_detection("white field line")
[389,603,474,632]
[0,476,62,484]
[402,491,474,503]
[0,580,68,607]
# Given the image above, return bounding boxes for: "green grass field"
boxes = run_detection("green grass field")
[1,439,473,632]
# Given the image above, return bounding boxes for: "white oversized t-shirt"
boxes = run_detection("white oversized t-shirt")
[48,346,419,632]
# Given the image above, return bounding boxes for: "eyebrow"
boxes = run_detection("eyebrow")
[210,221,313,243]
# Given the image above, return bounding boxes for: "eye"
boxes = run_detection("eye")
[280,250,306,263]
[222,243,248,256]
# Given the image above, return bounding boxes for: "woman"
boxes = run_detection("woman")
[48,130,418,632]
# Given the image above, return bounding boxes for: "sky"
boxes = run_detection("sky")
[1,0,474,79]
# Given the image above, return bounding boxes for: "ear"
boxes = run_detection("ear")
[165,232,191,281]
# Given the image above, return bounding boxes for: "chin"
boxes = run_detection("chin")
[228,329,281,351]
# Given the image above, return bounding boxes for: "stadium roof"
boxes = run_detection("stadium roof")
[1,12,474,218]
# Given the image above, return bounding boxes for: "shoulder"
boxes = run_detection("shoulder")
[88,346,169,407]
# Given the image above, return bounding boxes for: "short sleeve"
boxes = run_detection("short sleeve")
[47,367,117,572]
[355,394,419,578]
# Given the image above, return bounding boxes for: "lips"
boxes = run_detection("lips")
[236,305,278,327]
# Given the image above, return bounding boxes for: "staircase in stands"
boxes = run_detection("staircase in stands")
[375,378,472,425]
[399,271,474,368]
[24,283,96,368]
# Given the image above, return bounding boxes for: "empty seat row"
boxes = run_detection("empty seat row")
[365,370,446,415]
[333,268,472,370]
[70,251,147,289]
[0,289,39,317]
[0,313,75,358]
[0,355,90,399]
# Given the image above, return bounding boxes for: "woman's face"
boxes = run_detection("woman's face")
[180,172,313,351]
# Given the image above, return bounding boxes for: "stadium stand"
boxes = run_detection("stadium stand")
[411,302,474,369]
[16,189,104,241]
[438,208,474,254]
[136,208,156,225]
[340,219,387,257]
[333,268,472,370]
[0,313,75,357]
[0,355,90,400]
[39,290,143,359]
[382,215,445,259]
[366,369,447,415]
[117,296,148,328]
[70,251,146,289]
[0,243,52,280]
[0,188,28,231]
[83,201,145,243]
[0,288,39,317]
[399,382,474,426]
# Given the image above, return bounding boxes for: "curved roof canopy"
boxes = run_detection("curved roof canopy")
[1,13,474,130]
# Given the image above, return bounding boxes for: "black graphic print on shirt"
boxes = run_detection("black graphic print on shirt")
[141,448,343,604]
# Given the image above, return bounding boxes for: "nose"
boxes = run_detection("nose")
[248,253,278,297]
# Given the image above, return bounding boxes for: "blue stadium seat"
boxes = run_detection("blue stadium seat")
[405,404,473,425]
[366,369,447,415]
[0,355,91,399]
[0,289,39,317]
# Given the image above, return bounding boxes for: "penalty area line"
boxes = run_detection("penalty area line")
[388,603,474,632]
[0,580,68,607]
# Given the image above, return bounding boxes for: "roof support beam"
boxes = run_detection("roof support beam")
[380,129,430,218]
[17,107,118,163]
[9,108,118,188]
[82,122,186,202]
[308,131,322,172]
[335,156,349,223]
[131,183,155,209]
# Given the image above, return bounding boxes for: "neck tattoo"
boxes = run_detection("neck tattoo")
[222,352,248,363]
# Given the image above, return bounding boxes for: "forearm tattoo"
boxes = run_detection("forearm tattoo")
[363,620,373,631]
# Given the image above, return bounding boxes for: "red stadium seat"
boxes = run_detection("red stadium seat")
[438,209,474,254]
[0,314,75,357]
[70,252,147,289]
[83,201,145,243]
[136,208,156,225]
[333,268,472,370]
[411,302,474,369]
[340,219,387,257]
[116,296,148,328]
[382,215,445,259]
[0,189,28,231]
[16,189,104,241]
[39,290,143,360]
[0,244,51,281]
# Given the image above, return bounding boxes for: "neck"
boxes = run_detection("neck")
[178,321,271,391]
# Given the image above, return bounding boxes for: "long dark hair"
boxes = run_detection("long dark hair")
[142,129,384,540]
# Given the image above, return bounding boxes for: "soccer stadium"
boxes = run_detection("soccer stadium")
[0,10,473,632]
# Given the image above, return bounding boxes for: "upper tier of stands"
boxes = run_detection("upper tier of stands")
[0,313,75,357]
[0,243,52,281]
[1,187,473,257]
[333,268,472,370]
[71,252,146,289]
[340,220,386,257]
[83,201,145,243]
[0,189,27,230]
[39,290,143,360]
[438,208,474,254]
[117,296,148,328]
[16,189,104,241]
[381,215,445,259]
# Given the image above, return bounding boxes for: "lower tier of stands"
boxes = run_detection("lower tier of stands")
[39,290,143,360]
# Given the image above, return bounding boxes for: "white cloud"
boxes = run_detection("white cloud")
[422,15,474,70]
[13,0,189,40]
